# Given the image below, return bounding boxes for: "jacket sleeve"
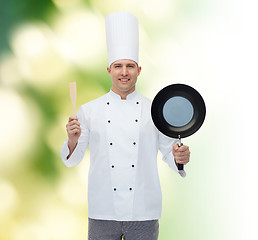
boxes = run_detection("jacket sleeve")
[60,105,89,167]
[158,131,186,177]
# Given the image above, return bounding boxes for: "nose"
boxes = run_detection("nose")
[121,66,128,76]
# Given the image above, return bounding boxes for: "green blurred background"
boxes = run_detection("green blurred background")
[0,0,257,239]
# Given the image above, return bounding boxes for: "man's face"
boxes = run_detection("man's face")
[107,59,141,99]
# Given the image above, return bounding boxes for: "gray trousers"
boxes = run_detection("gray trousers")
[88,218,159,240]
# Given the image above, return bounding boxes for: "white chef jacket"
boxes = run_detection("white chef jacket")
[61,90,185,221]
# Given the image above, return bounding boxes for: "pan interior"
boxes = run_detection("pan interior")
[162,96,194,127]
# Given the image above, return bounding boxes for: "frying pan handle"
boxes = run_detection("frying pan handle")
[177,142,184,171]
[178,164,184,170]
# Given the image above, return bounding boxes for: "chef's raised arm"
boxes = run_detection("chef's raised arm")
[158,131,186,177]
[60,105,89,167]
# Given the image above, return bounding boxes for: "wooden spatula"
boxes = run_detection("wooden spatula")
[69,81,77,116]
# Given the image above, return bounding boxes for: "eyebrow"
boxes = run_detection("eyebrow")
[113,63,137,67]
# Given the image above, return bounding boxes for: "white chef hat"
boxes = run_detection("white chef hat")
[105,11,139,66]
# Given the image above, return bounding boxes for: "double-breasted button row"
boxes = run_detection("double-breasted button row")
[109,142,137,146]
[107,101,140,105]
[111,164,135,168]
[107,119,138,123]
[113,187,133,191]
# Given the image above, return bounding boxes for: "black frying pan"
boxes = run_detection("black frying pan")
[151,83,206,172]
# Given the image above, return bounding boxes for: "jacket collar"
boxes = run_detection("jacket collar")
[109,89,138,101]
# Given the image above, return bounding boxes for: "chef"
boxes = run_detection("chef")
[61,11,190,240]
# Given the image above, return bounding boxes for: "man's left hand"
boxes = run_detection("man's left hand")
[172,144,190,166]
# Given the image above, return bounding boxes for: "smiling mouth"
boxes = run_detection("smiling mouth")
[119,78,130,82]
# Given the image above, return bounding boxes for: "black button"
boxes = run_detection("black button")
[108,120,111,123]
[111,165,114,168]
[110,143,113,145]
[135,119,138,122]
[136,102,139,104]
[129,188,132,191]
[132,165,135,168]
[114,188,116,191]
[133,142,136,145]
[107,102,110,105]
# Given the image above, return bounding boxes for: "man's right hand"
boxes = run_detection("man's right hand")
[66,116,81,158]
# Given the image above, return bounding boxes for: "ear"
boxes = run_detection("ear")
[137,66,142,76]
[107,66,111,76]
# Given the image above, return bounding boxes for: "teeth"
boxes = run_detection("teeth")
[120,79,129,82]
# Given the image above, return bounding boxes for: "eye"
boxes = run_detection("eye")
[128,65,135,68]
[115,65,121,68]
